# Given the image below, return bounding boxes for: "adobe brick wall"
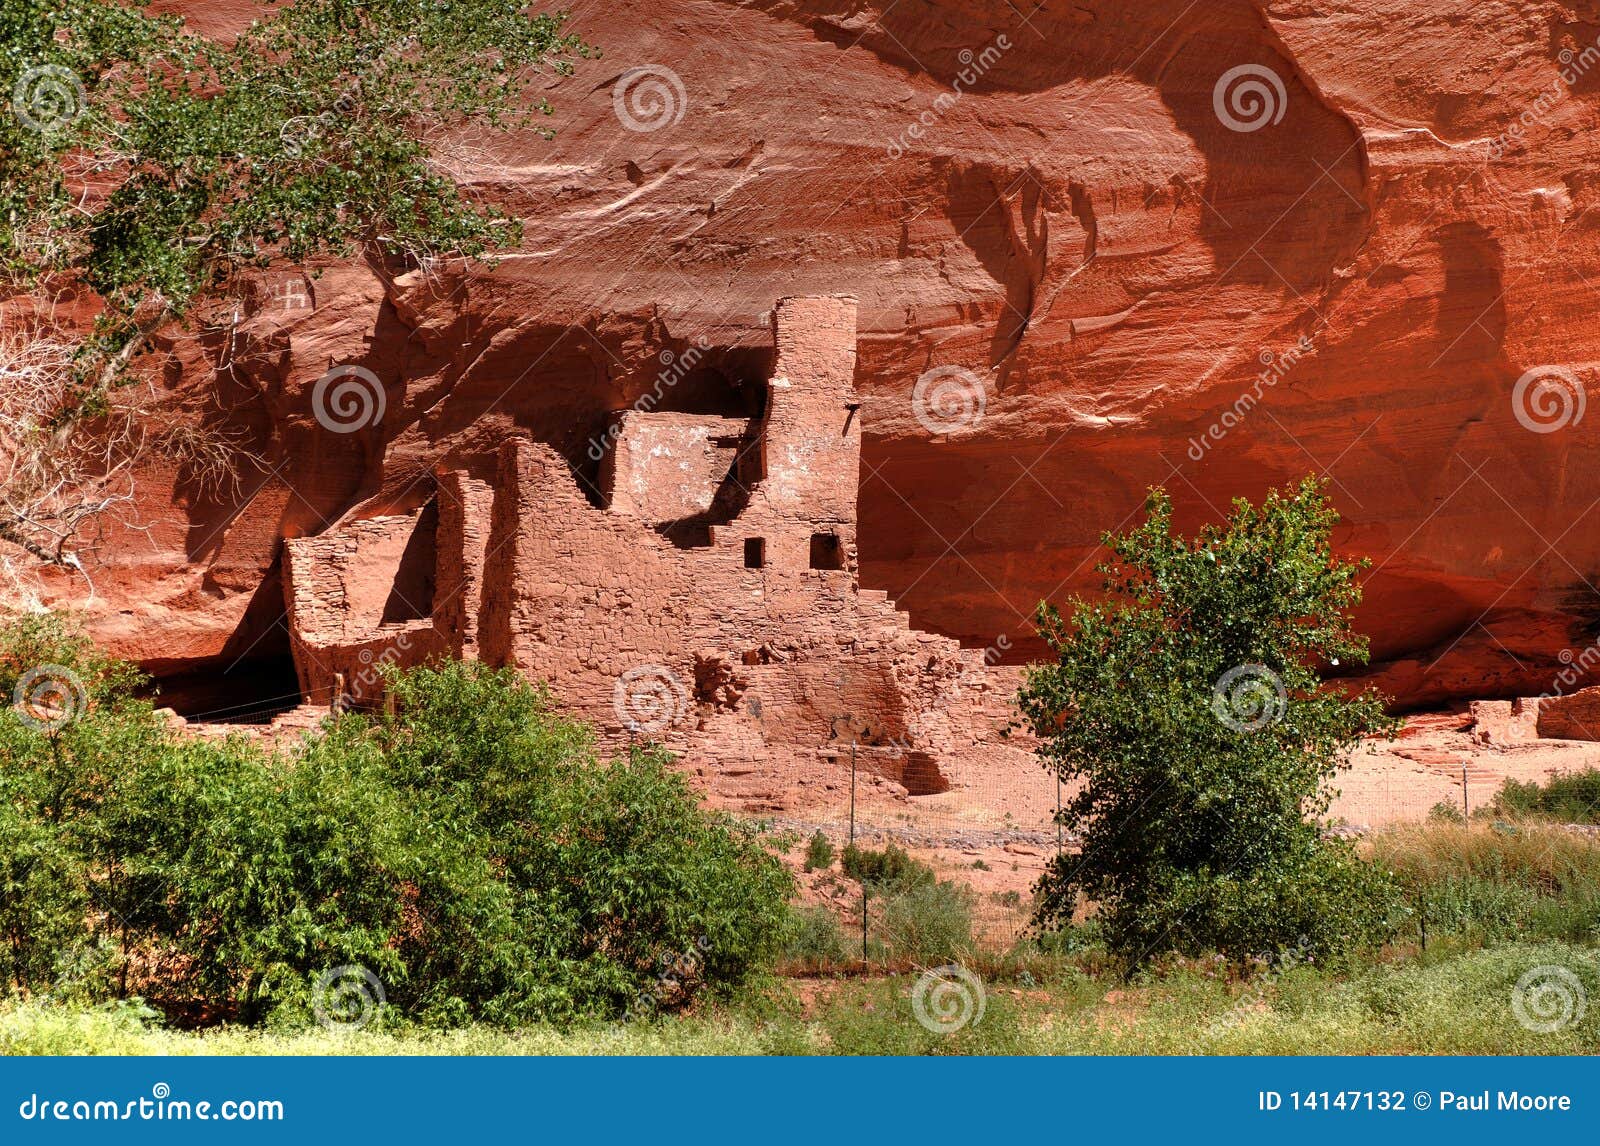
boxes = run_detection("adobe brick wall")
[282,514,427,703]
[281,296,1028,802]
[434,467,494,660]
[601,413,750,524]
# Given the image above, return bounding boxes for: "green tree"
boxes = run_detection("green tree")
[1017,477,1400,965]
[0,612,154,995]
[0,619,792,1025]
[1,0,590,569]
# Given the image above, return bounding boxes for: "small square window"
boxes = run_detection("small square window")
[744,537,766,568]
[809,532,845,570]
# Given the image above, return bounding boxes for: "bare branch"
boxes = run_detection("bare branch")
[0,322,257,588]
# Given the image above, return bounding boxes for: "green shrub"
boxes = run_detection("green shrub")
[368,662,794,1024]
[112,732,414,1022]
[1429,800,1465,824]
[1486,770,1600,824]
[1023,920,1105,959]
[1017,477,1401,966]
[1371,822,1600,944]
[782,905,850,969]
[0,612,163,999]
[0,799,90,993]
[876,880,975,964]
[804,831,835,872]
[833,844,979,965]
[0,619,794,1026]
[841,843,933,894]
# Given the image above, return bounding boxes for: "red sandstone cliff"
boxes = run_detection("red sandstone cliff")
[32,0,1600,712]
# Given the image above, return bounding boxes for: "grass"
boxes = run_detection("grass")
[6,821,1599,1056]
[1369,820,1600,944]
[1483,768,1600,824]
[4,942,1597,1055]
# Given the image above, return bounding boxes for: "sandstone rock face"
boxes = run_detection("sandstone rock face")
[34,0,1600,718]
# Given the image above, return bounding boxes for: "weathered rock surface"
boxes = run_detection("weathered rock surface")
[30,0,1600,715]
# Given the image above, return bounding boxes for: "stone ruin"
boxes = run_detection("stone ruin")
[281,296,1024,807]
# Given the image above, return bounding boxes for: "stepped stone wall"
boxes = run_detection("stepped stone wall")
[280,297,1026,803]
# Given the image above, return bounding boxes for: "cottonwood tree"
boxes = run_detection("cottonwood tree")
[1017,477,1401,965]
[1,0,590,585]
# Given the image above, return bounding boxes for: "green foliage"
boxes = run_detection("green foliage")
[1428,799,1466,824]
[834,843,975,964]
[8,940,1600,1056]
[841,842,934,894]
[1485,770,1600,824]
[780,905,849,970]
[876,881,975,964]
[1,0,591,391]
[1372,822,1600,944]
[360,661,795,1025]
[803,830,835,872]
[0,620,790,1025]
[0,612,154,995]
[1018,477,1401,966]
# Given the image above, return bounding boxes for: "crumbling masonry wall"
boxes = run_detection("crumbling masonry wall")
[283,296,1023,804]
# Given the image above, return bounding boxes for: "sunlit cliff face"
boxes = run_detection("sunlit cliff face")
[38,0,1600,713]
